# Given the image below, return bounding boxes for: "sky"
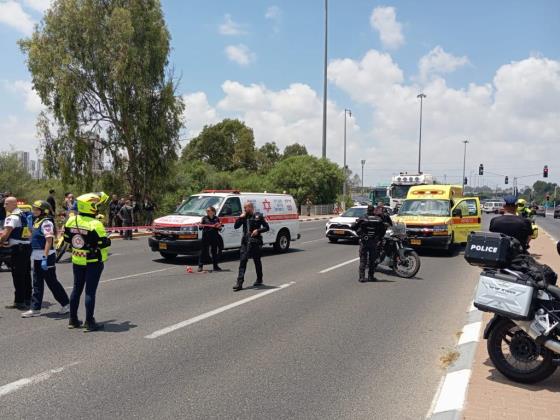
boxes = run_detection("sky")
[0,0,559,189]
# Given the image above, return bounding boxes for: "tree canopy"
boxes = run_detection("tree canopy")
[20,0,184,195]
[282,143,308,159]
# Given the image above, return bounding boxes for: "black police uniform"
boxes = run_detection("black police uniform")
[355,207,392,281]
[198,215,221,270]
[234,212,269,289]
[489,214,533,249]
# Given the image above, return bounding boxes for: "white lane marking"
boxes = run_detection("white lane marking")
[64,267,174,290]
[457,321,482,346]
[300,238,326,245]
[467,301,477,312]
[319,258,359,274]
[145,282,295,339]
[431,369,471,414]
[0,362,80,398]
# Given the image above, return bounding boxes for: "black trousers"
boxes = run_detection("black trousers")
[70,262,104,323]
[198,238,219,268]
[31,254,69,310]
[237,241,263,284]
[359,238,380,280]
[11,244,32,304]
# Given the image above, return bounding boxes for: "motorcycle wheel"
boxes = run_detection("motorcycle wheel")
[487,318,557,384]
[393,250,420,278]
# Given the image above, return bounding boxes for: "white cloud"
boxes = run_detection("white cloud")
[418,46,470,82]
[218,14,246,36]
[370,6,404,50]
[265,5,282,32]
[0,1,35,35]
[182,92,219,138]
[225,44,256,67]
[23,0,51,13]
[7,80,44,112]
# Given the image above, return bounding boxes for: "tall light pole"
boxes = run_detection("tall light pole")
[417,93,426,174]
[361,159,366,193]
[321,0,328,158]
[462,140,469,191]
[342,108,352,197]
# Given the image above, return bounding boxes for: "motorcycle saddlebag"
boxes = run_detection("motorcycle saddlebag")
[473,271,535,319]
[464,232,512,268]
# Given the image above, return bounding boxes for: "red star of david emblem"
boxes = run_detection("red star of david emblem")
[262,199,272,212]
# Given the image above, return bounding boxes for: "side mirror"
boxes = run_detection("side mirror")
[452,208,462,218]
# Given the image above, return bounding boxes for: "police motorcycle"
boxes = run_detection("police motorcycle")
[375,222,421,278]
[466,232,560,384]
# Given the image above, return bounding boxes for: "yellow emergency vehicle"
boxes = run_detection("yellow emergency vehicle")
[394,185,481,251]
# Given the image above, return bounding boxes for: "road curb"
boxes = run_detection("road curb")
[427,298,483,420]
[299,216,334,222]
[535,220,558,242]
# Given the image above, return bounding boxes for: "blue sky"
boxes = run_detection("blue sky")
[1,0,559,187]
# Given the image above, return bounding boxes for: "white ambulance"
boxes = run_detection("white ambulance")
[149,190,301,260]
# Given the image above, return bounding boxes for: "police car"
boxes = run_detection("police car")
[149,190,300,259]
[325,206,368,243]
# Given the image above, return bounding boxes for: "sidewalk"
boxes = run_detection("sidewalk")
[463,230,560,420]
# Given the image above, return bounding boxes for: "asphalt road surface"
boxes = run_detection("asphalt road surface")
[0,220,481,420]
[536,213,560,241]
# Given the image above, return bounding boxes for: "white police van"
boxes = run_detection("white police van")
[149,190,300,260]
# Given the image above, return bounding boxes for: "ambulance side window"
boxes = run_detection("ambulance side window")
[456,199,478,217]
[220,197,242,217]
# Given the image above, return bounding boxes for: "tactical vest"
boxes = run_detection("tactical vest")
[64,214,110,266]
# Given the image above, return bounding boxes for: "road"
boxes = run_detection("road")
[537,213,560,241]
[0,220,481,420]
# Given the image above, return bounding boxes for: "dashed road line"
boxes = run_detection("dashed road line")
[0,362,80,398]
[63,267,175,291]
[145,282,296,339]
[319,258,359,274]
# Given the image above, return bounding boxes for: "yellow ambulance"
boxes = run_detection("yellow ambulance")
[394,185,481,251]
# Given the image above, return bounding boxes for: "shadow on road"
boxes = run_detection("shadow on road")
[153,248,304,266]
[99,319,137,333]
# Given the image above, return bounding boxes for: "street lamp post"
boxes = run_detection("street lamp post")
[321,0,328,158]
[361,159,366,193]
[417,93,426,174]
[462,140,469,191]
[342,109,351,198]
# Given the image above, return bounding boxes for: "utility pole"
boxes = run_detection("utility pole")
[361,159,366,193]
[417,93,426,173]
[462,140,469,192]
[321,0,328,158]
[342,109,351,197]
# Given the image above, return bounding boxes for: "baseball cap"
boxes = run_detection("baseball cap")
[503,195,517,206]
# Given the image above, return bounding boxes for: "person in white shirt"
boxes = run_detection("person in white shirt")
[22,200,70,318]
[0,196,32,309]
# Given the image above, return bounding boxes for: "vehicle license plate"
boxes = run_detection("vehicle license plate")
[334,230,345,235]
[410,239,421,245]
[159,242,168,250]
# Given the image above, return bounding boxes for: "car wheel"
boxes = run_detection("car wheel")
[273,229,291,253]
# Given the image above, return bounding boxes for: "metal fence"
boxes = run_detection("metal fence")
[302,204,336,216]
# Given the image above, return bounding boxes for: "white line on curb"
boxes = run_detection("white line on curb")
[457,321,482,346]
[0,362,80,398]
[431,369,472,414]
[145,282,295,339]
[319,258,359,274]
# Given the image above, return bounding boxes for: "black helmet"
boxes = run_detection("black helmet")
[32,200,53,216]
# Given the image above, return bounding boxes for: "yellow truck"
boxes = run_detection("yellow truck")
[394,185,481,251]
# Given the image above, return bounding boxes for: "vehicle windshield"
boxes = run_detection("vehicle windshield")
[399,199,450,217]
[341,207,367,218]
[175,195,224,217]
[391,185,411,199]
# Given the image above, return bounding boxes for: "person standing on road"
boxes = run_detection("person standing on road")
[46,189,56,215]
[108,194,121,228]
[0,196,32,309]
[354,203,392,282]
[490,195,533,249]
[118,199,134,240]
[64,192,111,332]
[233,202,269,291]
[198,206,222,272]
[62,193,77,221]
[143,196,155,227]
[21,200,70,318]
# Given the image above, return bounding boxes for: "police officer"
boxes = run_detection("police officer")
[233,202,269,291]
[490,195,533,250]
[64,192,111,331]
[198,206,223,272]
[354,203,392,282]
[0,196,32,309]
[516,198,533,218]
[21,201,70,318]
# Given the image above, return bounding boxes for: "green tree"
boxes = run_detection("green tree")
[0,153,34,199]
[20,0,184,196]
[267,156,344,206]
[282,143,308,159]
[256,142,280,172]
[182,119,256,171]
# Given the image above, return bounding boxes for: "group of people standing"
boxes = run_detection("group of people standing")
[1,192,111,332]
[108,195,155,239]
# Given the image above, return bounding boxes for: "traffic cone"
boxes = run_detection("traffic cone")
[186,266,193,274]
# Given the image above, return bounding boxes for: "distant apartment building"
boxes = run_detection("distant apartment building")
[14,151,30,172]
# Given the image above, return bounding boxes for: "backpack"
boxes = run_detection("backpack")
[510,253,557,286]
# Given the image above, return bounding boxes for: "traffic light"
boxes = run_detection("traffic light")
[479,164,484,176]
[546,194,551,201]
[505,176,509,185]
[464,177,468,185]
[544,165,549,178]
